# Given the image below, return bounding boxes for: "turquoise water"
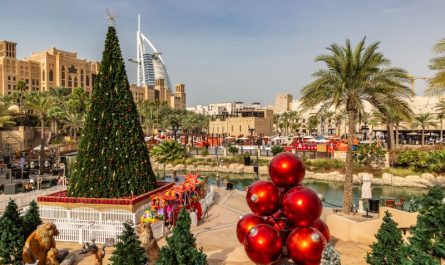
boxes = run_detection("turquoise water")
[200,172,426,209]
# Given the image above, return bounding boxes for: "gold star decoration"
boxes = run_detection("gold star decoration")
[105,8,119,26]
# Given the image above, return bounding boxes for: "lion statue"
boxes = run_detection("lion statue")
[46,248,59,265]
[137,222,160,265]
[22,223,59,265]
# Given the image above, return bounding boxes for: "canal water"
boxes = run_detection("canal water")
[160,171,426,210]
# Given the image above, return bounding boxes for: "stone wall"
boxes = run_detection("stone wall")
[151,162,445,189]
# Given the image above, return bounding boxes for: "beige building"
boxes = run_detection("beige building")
[0,40,100,95]
[209,108,274,137]
[129,79,186,109]
[0,40,186,109]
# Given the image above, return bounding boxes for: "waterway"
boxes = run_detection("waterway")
[158,171,426,210]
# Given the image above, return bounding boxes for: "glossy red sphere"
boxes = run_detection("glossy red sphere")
[282,186,323,227]
[286,227,327,265]
[236,213,266,244]
[269,152,305,188]
[246,180,280,216]
[311,218,331,242]
[244,224,283,265]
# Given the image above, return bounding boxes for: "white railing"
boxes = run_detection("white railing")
[40,206,135,224]
[52,219,164,244]
[0,185,65,212]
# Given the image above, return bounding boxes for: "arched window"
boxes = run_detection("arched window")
[68,76,72,87]
[42,70,45,81]
[74,77,78,87]
[49,70,53,81]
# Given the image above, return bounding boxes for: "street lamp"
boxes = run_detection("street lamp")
[171,120,180,141]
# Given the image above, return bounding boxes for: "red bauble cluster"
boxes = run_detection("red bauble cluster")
[237,152,330,265]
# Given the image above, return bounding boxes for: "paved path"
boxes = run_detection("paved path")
[55,186,370,265]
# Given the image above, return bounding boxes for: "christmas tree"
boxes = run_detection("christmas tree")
[366,211,405,265]
[67,25,156,198]
[0,200,24,264]
[320,243,341,265]
[404,186,444,264]
[22,200,42,240]
[157,208,207,265]
[109,222,147,265]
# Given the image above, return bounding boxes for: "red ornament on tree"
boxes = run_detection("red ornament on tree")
[246,180,280,216]
[244,224,283,265]
[282,186,322,227]
[286,227,327,265]
[311,218,331,242]
[269,152,305,188]
[236,213,266,243]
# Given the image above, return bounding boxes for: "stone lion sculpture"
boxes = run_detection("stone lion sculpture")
[45,248,59,265]
[137,222,160,265]
[22,223,59,265]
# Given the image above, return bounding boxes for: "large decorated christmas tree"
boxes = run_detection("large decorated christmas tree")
[68,25,156,198]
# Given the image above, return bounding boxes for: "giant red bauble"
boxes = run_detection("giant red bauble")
[286,227,327,265]
[269,152,305,188]
[282,186,322,227]
[246,180,280,216]
[236,213,266,244]
[311,218,331,242]
[244,224,283,265]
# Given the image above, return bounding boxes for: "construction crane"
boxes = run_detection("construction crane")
[407,75,431,95]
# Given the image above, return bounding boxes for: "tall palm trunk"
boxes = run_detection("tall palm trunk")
[343,109,356,213]
[421,127,425,146]
[74,130,77,142]
[387,122,395,151]
[395,123,400,149]
[440,119,443,142]
[40,118,45,171]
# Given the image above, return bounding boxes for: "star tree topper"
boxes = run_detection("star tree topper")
[105,8,119,26]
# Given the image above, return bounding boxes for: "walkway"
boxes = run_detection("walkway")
[55,186,370,264]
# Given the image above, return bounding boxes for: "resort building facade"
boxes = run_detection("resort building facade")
[0,40,186,109]
[208,107,274,137]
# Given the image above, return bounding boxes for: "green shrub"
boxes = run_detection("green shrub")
[227,145,239,155]
[395,148,445,173]
[356,143,386,168]
[271,145,284,156]
[201,149,209,157]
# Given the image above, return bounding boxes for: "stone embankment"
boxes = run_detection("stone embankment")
[152,162,445,189]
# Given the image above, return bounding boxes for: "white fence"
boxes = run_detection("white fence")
[53,219,164,244]
[37,185,215,244]
[40,206,137,224]
[0,185,65,213]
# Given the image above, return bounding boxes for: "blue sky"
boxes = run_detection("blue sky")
[1,0,444,106]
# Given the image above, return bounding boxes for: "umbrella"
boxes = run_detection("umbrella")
[33,145,49,151]
[407,132,418,136]
[361,175,372,199]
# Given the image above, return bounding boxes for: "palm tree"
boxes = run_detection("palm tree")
[0,103,16,154]
[427,39,445,95]
[139,100,157,135]
[151,141,187,176]
[435,100,445,142]
[279,112,291,135]
[411,113,438,145]
[307,116,320,134]
[25,92,55,170]
[300,38,410,213]
[61,112,85,142]
[372,102,412,150]
[334,113,344,136]
[17,80,27,113]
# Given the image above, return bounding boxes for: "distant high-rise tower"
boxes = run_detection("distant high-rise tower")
[134,14,172,90]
